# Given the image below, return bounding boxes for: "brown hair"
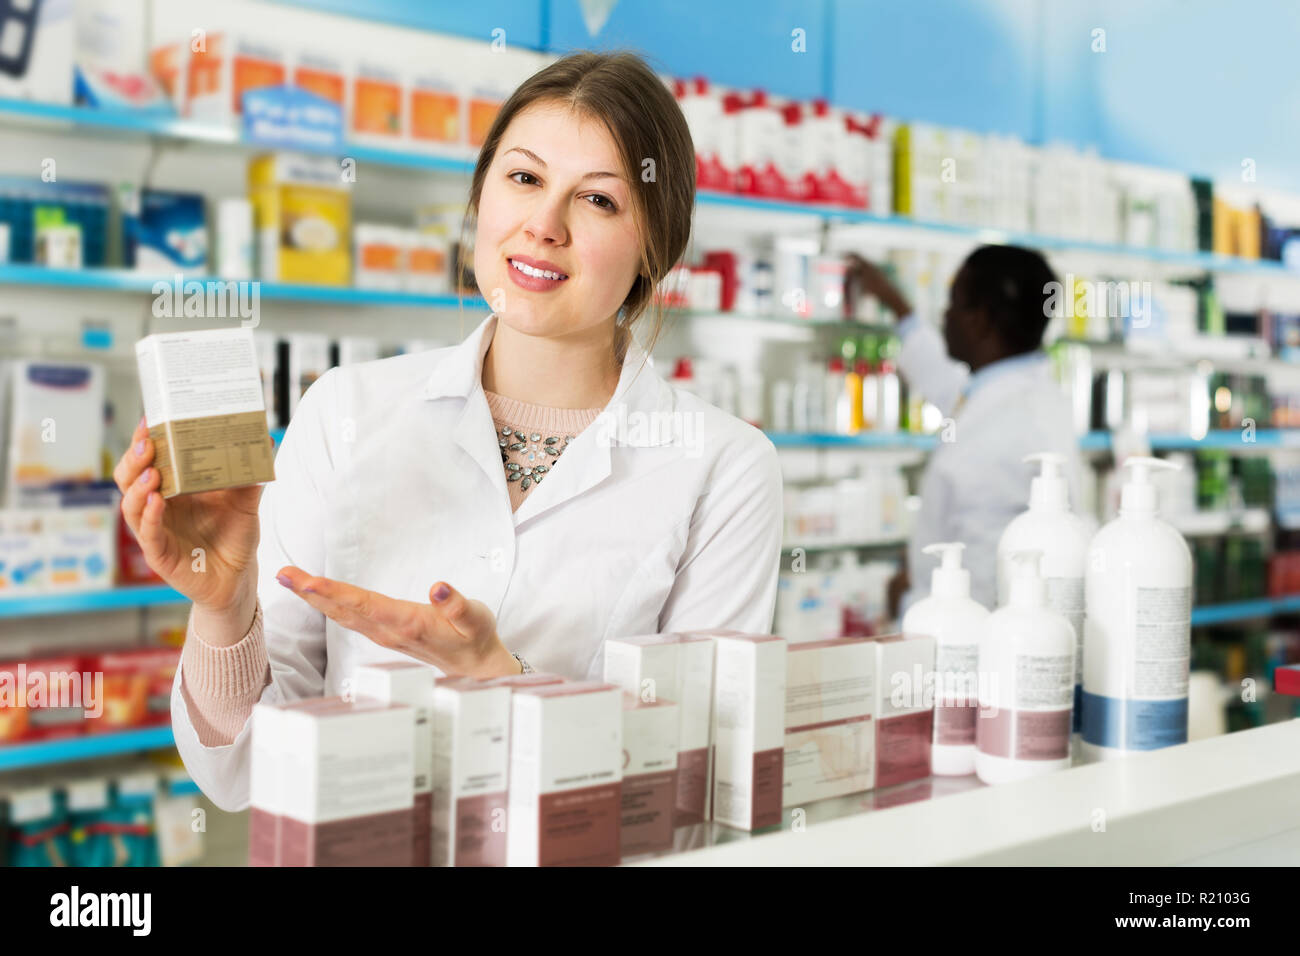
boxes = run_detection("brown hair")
[460,50,696,367]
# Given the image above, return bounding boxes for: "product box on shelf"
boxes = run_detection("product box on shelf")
[279,333,334,420]
[5,361,106,506]
[409,72,462,150]
[85,646,181,733]
[872,633,937,789]
[44,506,115,592]
[353,224,405,291]
[355,661,436,867]
[783,637,876,806]
[430,677,512,867]
[0,0,74,104]
[352,61,404,143]
[619,693,678,859]
[704,631,787,831]
[0,511,47,594]
[291,50,348,112]
[120,187,208,272]
[602,633,715,826]
[136,327,276,498]
[12,655,87,742]
[187,33,287,122]
[250,697,415,867]
[505,682,622,867]
[248,152,352,285]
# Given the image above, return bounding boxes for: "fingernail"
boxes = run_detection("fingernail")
[136,468,150,485]
[433,584,450,602]
[276,573,292,588]
[138,415,146,430]
[134,440,145,456]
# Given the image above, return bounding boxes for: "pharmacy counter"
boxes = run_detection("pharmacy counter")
[638,720,1300,866]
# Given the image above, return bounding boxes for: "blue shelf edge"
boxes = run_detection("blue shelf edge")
[0,585,187,618]
[0,264,486,310]
[0,727,175,772]
[1192,595,1300,626]
[769,430,1300,452]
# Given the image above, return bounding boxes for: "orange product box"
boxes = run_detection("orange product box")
[86,647,182,733]
[353,63,403,138]
[294,54,346,107]
[186,33,286,119]
[410,78,460,145]
[468,93,502,148]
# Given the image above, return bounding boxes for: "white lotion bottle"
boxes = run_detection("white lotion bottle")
[997,452,1093,738]
[1081,457,1193,762]
[975,550,1076,785]
[902,542,989,776]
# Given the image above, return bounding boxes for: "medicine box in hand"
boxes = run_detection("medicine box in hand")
[135,328,276,498]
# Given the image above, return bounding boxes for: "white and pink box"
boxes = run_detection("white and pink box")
[430,677,512,867]
[603,633,715,825]
[705,632,787,831]
[619,692,678,858]
[872,634,937,789]
[355,661,436,866]
[505,681,623,867]
[783,637,876,806]
[250,696,414,866]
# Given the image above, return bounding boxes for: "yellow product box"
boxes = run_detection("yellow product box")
[136,328,276,498]
[249,153,352,286]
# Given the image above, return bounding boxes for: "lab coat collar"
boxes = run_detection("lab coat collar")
[423,313,678,528]
[422,313,677,446]
[961,349,1049,403]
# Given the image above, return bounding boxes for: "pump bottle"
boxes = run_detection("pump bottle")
[997,452,1093,736]
[975,550,1076,785]
[901,542,989,775]
[1081,457,1193,762]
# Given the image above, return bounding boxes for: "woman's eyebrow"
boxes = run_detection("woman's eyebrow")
[503,146,624,183]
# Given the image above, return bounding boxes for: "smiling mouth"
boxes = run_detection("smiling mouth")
[508,258,569,281]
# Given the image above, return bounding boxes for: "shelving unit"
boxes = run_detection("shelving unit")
[2,97,1296,280]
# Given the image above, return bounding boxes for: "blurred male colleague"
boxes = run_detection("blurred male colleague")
[845,245,1083,614]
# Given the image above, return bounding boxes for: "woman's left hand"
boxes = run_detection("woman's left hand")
[275,566,522,678]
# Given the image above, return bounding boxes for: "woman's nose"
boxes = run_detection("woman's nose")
[523,195,569,246]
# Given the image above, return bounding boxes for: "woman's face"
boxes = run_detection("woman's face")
[474,101,643,343]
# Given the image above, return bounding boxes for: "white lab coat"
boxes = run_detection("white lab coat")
[171,313,783,811]
[897,315,1082,613]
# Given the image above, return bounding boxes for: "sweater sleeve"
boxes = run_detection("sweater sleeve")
[179,601,272,747]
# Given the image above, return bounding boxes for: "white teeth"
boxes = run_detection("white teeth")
[510,259,565,281]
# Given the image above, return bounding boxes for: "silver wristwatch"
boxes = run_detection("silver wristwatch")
[511,652,535,674]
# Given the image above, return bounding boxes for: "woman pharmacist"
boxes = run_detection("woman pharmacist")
[112,52,784,811]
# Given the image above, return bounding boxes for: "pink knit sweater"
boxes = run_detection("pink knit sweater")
[180,391,603,746]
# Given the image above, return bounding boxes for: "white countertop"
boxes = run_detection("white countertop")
[639,720,1300,866]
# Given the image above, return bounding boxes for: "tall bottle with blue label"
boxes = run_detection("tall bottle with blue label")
[1081,457,1193,761]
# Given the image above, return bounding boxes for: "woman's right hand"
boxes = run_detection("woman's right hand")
[113,416,267,624]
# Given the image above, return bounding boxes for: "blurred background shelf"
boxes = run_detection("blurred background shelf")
[0,585,186,618]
